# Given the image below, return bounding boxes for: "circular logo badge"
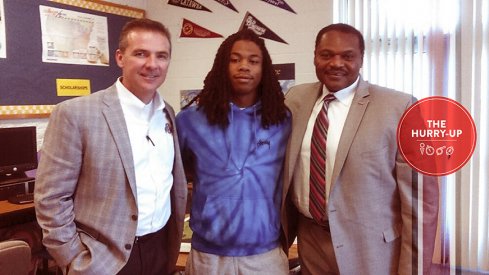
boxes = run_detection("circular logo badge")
[397,96,477,176]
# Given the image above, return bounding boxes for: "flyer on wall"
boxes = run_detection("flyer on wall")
[39,5,109,66]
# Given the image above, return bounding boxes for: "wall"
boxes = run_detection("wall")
[147,0,333,112]
[0,0,333,148]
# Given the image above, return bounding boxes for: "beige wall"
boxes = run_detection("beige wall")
[0,0,334,147]
[147,0,333,112]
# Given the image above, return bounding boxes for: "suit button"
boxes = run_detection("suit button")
[131,215,137,221]
[125,244,132,250]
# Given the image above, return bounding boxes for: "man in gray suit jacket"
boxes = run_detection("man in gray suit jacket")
[281,23,439,274]
[34,19,187,275]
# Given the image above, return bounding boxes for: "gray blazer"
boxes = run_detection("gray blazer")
[281,78,438,274]
[34,83,187,275]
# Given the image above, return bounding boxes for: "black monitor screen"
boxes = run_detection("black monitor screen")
[0,126,38,181]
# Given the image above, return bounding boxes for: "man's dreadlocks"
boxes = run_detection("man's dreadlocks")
[187,29,288,129]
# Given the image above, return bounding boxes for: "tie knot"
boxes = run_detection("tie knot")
[323,93,336,103]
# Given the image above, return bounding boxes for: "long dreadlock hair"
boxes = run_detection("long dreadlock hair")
[187,29,288,129]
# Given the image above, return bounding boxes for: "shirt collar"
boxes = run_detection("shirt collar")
[321,76,359,106]
[116,77,165,120]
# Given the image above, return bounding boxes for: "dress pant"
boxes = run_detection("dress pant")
[117,226,168,275]
[297,213,340,275]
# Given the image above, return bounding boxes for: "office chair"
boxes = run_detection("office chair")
[0,239,31,275]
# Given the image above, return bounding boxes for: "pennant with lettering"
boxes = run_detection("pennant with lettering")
[259,0,296,14]
[239,12,287,44]
[213,0,238,13]
[167,0,211,12]
[180,19,223,38]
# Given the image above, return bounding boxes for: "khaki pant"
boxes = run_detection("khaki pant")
[185,246,289,275]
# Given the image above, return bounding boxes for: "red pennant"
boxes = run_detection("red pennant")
[180,19,223,38]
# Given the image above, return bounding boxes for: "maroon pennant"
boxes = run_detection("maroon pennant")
[180,19,223,38]
[212,0,238,12]
[167,0,211,12]
[239,12,287,44]
[259,0,296,14]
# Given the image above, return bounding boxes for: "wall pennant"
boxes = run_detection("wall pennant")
[239,12,287,44]
[180,18,223,38]
[167,0,211,12]
[259,0,296,14]
[212,0,238,13]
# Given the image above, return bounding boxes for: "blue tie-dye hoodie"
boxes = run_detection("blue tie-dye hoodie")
[176,102,291,256]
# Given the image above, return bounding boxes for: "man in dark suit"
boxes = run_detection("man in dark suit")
[34,18,187,275]
[281,23,439,275]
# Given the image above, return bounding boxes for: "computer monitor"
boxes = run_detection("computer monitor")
[0,126,38,185]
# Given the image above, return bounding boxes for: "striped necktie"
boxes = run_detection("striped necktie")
[309,93,336,225]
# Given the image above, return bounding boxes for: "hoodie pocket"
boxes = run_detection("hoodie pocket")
[193,196,279,247]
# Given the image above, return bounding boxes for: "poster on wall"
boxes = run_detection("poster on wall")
[168,0,211,12]
[212,0,238,13]
[39,5,110,66]
[180,89,201,109]
[239,12,287,44]
[0,0,6,58]
[259,0,296,14]
[272,63,295,93]
[180,19,223,38]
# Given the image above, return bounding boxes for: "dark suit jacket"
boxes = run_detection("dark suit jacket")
[34,83,187,275]
[281,78,439,274]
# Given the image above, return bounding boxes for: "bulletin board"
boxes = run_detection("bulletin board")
[0,0,145,119]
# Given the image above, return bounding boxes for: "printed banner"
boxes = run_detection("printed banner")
[239,12,287,44]
[180,19,223,38]
[212,0,238,13]
[259,0,296,14]
[168,0,211,12]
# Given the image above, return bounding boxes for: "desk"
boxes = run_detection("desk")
[0,200,46,274]
[0,200,35,228]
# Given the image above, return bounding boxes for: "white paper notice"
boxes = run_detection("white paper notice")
[39,5,109,66]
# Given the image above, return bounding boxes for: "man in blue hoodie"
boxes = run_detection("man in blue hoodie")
[176,29,291,274]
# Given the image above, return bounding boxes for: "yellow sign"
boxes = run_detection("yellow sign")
[56,79,91,96]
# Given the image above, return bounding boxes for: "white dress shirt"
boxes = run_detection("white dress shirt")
[117,79,174,236]
[292,77,358,218]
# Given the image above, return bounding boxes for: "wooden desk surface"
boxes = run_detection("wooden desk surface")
[0,200,34,214]
[0,200,35,228]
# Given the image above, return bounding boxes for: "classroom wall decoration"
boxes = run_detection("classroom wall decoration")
[39,5,110,66]
[273,63,295,93]
[48,0,144,18]
[259,0,296,14]
[180,18,223,38]
[212,0,238,13]
[239,11,288,44]
[167,0,211,12]
[0,0,144,119]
